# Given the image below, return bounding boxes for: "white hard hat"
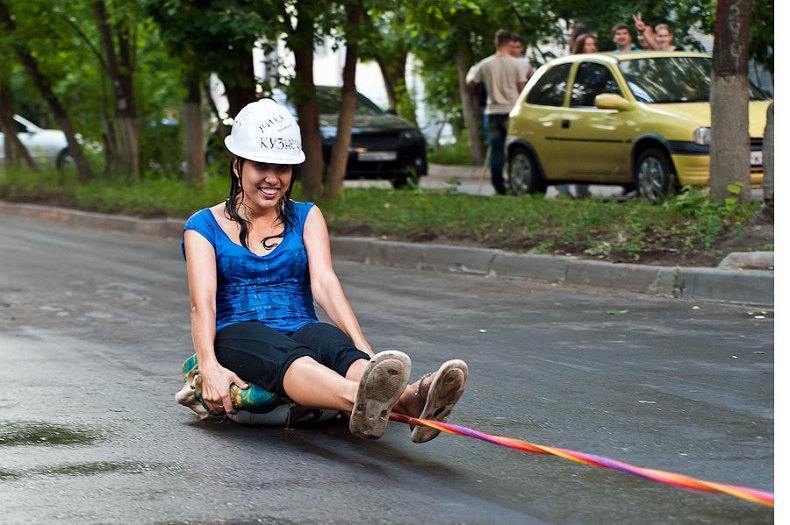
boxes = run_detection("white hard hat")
[224,99,305,164]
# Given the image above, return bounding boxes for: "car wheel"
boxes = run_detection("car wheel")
[508,148,546,195]
[56,149,74,170]
[391,176,407,189]
[392,172,418,190]
[635,147,675,203]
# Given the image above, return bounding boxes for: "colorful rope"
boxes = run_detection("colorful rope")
[389,412,774,508]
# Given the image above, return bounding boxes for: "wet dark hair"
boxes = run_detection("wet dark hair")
[224,156,296,251]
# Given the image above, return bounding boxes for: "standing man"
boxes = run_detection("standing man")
[466,29,527,195]
[508,33,534,82]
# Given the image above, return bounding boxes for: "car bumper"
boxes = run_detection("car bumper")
[322,139,428,180]
[671,138,764,188]
[673,155,764,188]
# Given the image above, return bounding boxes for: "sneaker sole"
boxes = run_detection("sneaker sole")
[349,351,411,439]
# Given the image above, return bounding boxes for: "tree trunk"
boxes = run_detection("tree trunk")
[291,10,324,200]
[223,47,257,118]
[761,102,773,220]
[376,52,415,123]
[709,0,752,203]
[324,2,361,199]
[0,78,36,170]
[93,0,140,180]
[0,2,94,180]
[377,57,398,110]
[184,68,206,185]
[454,50,484,165]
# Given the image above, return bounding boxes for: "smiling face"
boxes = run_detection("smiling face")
[656,27,672,49]
[613,28,632,49]
[235,159,293,215]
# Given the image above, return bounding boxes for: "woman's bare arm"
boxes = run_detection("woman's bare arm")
[184,230,247,413]
[303,207,374,357]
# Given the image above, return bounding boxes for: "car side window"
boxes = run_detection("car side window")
[570,62,622,107]
[526,63,571,107]
[14,120,28,133]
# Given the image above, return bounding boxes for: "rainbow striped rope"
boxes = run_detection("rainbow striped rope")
[389,413,774,508]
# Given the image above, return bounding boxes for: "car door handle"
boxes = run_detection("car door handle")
[561,119,571,129]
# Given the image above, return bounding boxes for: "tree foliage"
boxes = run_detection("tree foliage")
[0,0,774,193]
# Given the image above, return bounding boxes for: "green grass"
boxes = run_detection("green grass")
[0,168,761,264]
[427,140,476,166]
[0,168,227,217]
[315,187,758,262]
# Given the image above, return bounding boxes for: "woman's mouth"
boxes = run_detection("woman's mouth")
[258,187,279,199]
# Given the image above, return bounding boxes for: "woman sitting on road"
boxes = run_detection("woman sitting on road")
[179,99,468,441]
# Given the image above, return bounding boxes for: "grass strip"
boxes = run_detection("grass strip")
[0,168,761,264]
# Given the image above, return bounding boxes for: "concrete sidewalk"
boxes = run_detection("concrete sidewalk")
[361,164,763,200]
[0,200,773,305]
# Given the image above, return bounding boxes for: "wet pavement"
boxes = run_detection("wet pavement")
[0,215,773,524]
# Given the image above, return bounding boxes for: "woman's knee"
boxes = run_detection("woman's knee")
[345,358,368,381]
[286,355,321,374]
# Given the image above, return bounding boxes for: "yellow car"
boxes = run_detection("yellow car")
[506,51,771,201]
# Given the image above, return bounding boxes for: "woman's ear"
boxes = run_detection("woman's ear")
[232,158,241,178]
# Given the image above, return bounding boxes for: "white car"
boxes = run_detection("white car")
[0,115,70,169]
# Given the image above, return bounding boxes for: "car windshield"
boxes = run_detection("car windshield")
[317,88,384,116]
[618,56,768,103]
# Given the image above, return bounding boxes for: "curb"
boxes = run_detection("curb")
[0,201,184,237]
[0,201,773,305]
[330,237,773,305]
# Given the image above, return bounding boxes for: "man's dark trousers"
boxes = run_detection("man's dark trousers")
[486,113,509,195]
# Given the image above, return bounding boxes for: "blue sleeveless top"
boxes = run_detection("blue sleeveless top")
[182,201,319,333]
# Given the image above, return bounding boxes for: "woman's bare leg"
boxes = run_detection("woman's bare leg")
[345,358,367,382]
[282,356,357,411]
[393,379,426,416]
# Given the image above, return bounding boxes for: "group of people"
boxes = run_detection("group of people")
[467,16,682,197]
[581,14,682,55]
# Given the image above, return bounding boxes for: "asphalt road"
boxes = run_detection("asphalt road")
[0,215,774,524]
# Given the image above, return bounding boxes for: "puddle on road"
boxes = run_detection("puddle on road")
[0,421,101,447]
[39,461,159,476]
[157,516,297,525]
[0,468,19,479]
[0,461,164,480]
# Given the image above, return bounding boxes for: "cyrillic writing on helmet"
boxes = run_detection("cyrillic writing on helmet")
[259,137,301,150]
[258,115,286,130]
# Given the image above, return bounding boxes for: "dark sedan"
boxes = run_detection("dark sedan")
[273,86,427,188]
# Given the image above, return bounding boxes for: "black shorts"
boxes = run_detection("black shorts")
[214,321,370,396]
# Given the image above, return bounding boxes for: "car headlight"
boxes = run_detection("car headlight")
[400,129,421,142]
[692,127,710,145]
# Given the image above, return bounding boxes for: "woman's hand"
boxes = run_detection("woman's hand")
[199,363,249,414]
